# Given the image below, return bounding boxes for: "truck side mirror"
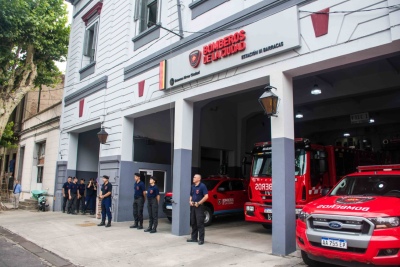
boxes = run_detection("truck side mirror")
[217,187,226,193]
[321,188,330,196]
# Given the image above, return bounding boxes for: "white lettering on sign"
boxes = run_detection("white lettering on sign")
[262,147,272,151]
[317,204,370,212]
[255,183,272,191]
[350,112,369,124]
[222,198,234,205]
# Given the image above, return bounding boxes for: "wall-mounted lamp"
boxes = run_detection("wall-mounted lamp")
[258,85,280,118]
[295,111,303,119]
[311,84,321,95]
[97,127,109,144]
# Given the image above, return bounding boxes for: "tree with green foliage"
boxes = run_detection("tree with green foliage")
[0,0,70,138]
[0,121,18,148]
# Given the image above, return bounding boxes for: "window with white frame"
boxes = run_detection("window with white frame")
[37,166,44,183]
[82,21,99,65]
[37,142,46,165]
[139,169,166,193]
[36,142,46,183]
[135,0,159,33]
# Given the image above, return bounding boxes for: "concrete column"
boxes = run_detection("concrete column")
[270,72,296,255]
[67,133,79,171]
[121,117,134,161]
[172,99,193,236]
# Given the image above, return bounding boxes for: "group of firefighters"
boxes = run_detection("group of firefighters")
[62,173,209,244]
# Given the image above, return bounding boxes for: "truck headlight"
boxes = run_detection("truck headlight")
[369,217,400,229]
[246,206,255,212]
[298,210,309,223]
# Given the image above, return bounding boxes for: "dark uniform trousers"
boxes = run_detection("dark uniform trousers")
[84,195,96,213]
[68,193,78,213]
[190,205,205,242]
[147,197,158,229]
[101,197,112,222]
[62,194,70,212]
[133,196,144,225]
[76,196,84,212]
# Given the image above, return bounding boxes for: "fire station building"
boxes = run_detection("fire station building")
[60,0,400,255]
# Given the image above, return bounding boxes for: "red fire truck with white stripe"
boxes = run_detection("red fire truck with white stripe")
[244,138,376,228]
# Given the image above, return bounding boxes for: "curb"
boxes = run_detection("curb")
[0,226,79,267]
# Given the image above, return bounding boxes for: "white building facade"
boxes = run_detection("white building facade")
[17,103,62,211]
[61,0,400,254]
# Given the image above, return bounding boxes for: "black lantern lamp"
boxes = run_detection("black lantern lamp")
[97,127,109,144]
[258,85,280,118]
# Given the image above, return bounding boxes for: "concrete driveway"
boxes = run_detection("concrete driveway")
[0,210,305,267]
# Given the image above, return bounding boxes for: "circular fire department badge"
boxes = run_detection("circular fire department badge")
[336,196,375,204]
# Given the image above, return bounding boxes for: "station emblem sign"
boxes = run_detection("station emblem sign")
[189,50,201,68]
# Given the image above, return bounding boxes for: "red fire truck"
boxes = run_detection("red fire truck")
[244,138,376,228]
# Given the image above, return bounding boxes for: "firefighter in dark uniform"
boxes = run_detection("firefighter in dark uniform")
[77,178,86,214]
[98,175,112,227]
[144,176,160,233]
[187,174,208,245]
[83,178,97,215]
[130,173,146,229]
[62,176,72,213]
[68,177,79,215]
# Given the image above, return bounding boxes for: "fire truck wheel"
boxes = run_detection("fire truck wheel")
[301,250,318,267]
[167,216,172,222]
[262,224,272,230]
[203,206,213,226]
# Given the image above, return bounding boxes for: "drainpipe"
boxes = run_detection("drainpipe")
[176,0,184,39]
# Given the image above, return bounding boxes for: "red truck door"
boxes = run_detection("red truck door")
[215,181,236,211]
[230,180,247,210]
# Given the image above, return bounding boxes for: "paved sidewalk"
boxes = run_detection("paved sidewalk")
[0,209,306,267]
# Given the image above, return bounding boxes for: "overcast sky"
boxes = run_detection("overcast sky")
[55,2,73,73]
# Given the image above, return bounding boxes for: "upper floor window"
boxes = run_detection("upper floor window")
[83,21,99,64]
[135,0,159,33]
[81,2,103,67]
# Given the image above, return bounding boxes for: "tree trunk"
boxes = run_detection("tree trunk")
[0,44,37,139]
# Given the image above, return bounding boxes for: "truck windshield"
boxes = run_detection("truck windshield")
[252,149,306,177]
[330,175,400,197]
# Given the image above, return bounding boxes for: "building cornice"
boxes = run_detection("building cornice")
[64,75,108,106]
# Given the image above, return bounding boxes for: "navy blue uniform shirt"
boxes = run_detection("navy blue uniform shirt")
[69,183,78,194]
[134,181,145,197]
[147,185,159,199]
[78,184,85,195]
[190,183,208,202]
[86,184,95,196]
[101,182,112,199]
[62,182,70,195]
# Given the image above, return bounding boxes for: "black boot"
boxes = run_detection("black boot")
[150,228,157,233]
[105,221,111,228]
[98,221,105,226]
[137,224,143,230]
[144,225,152,232]
[129,222,138,228]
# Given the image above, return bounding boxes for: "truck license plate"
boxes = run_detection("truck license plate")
[166,205,172,210]
[321,237,347,249]
[264,208,272,220]
[264,208,272,213]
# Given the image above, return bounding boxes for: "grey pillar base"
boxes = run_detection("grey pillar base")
[272,137,296,255]
[171,149,192,236]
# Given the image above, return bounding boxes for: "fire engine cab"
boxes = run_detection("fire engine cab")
[297,164,400,267]
[244,138,376,228]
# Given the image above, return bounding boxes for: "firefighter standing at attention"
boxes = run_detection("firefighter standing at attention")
[187,174,208,245]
